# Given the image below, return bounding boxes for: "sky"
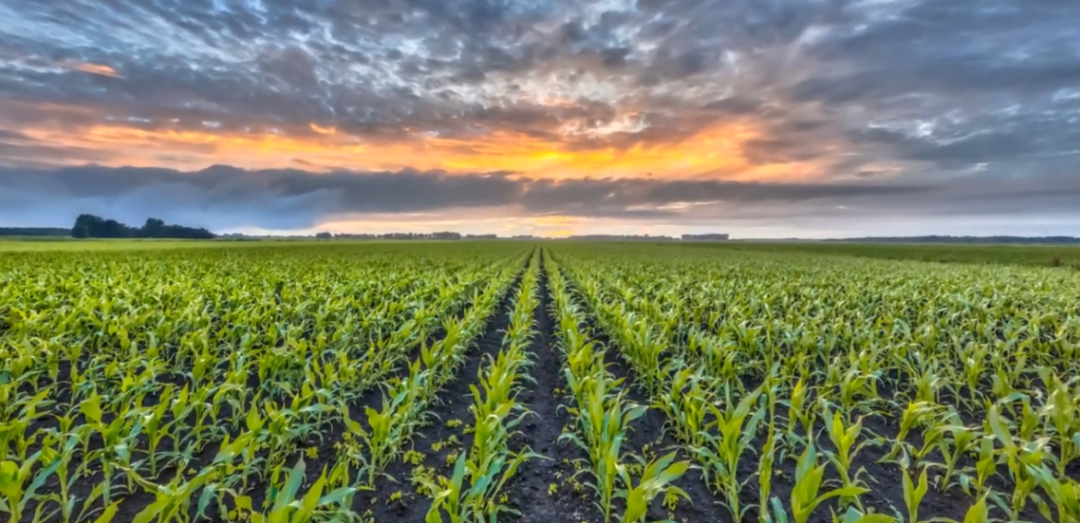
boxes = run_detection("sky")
[1,0,1078,238]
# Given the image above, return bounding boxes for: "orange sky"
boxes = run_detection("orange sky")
[9,101,831,184]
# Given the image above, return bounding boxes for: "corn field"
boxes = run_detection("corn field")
[2,242,1078,523]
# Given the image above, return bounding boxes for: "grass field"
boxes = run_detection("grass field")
[688,241,1080,269]
[2,242,1078,523]
[0,238,461,252]
[5,237,1080,269]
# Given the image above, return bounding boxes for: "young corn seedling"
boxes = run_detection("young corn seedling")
[1029,464,1080,523]
[39,432,81,523]
[759,418,778,523]
[965,437,996,497]
[831,507,894,523]
[883,401,940,464]
[927,410,978,492]
[0,389,51,462]
[770,444,870,523]
[616,451,691,523]
[784,378,817,450]
[988,403,1049,521]
[80,392,142,505]
[422,453,471,523]
[426,446,540,522]
[1037,369,1080,475]
[901,466,929,523]
[561,374,645,523]
[245,459,356,523]
[657,366,711,448]
[128,465,217,523]
[343,372,423,484]
[140,386,176,477]
[0,452,62,523]
[824,411,868,511]
[696,385,766,521]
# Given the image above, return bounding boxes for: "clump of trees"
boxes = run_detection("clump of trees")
[71,215,215,239]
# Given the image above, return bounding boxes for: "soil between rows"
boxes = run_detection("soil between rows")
[509,255,589,523]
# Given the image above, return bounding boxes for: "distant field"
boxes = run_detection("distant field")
[0,238,455,252]
[0,238,231,251]
[5,238,1080,269]
[683,241,1080,268]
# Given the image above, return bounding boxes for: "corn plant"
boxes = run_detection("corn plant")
[988,403,1049,521]
[901,466,929,523]
[927,410,979,492]
[1029,464,1080,523]
[823,411,869,511]
[616,452,690,523]
[696,384,766,520]
[770,444,870,523]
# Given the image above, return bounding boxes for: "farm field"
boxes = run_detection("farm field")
[2,242,1079,523]
[682,242,1080,270]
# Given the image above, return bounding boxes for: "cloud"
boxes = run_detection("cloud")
[0,0,1078,234]
[66,62,123,78]
[4,164,1079,234]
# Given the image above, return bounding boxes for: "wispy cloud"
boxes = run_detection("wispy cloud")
[0,0,1077,234]
[65,61,123,78]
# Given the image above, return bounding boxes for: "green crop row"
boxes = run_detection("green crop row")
[424,250,543,522]
[550,244,1080,523]
[0,244,529,523]
[546,252,690,523]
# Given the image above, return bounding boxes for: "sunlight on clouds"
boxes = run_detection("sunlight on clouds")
[12,107,831,183]
[67,62,123,78]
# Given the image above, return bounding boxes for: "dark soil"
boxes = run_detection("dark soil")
[509,256,593,523]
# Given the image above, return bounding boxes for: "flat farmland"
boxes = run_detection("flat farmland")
[2,242,1078,523]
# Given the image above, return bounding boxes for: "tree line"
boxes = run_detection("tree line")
[71,215,216,239]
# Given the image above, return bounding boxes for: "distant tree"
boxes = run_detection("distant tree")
[139,218,166,237]
[315,232,333,239]
[70,214,215,239]
[71,214,135,238]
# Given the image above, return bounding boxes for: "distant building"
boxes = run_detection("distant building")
[682,233,729,241]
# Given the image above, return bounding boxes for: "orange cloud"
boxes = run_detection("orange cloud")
[7,101,834,183]
[310,123,336,135]
[67,62,123,78]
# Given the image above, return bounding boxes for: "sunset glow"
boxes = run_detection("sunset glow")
[1,0,1078,236]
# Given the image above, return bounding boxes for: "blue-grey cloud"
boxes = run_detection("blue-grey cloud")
[0,0,1079,233]
[3,164,1079,232]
